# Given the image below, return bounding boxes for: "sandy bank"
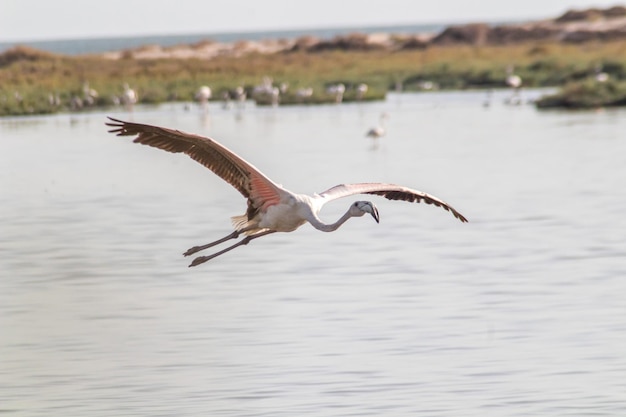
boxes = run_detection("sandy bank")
[100,6,626,61]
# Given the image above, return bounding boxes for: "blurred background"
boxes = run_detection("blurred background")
[1,1,625,416]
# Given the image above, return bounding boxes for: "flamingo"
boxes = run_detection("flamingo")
[106,117,467,266]
[252,77,280,106]
[326,83,345,103]
[195,85,212,109]
[505,66,522,90]
[366,112,389,139]
[121,83,138,110]
[82,82,99,106]
[505,66,522,105]
[234,86,247,108]
[270,86,280,106]
[594,64,609,83]
[356,83,368,100]
[295,87,313,102]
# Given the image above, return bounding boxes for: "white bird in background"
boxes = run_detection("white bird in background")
[366,112,389,139]
[121,83,138,110]
[505,66,522,90]
[252,76,274,97]
[252,77,280,106]
[505,65,522,105]
[234,86,247,107]
[48,92,61,107]
[594,64,609,83]
[295,87,313,102]
[326,83,346,103]
[482,89,493,108]
[106,118,468,267]
[270,86,280,106]
[82,82,99,106]
[356,83,368,100]
[195,85,212,108]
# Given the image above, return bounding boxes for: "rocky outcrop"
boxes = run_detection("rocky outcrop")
[432,7,626,47]
[555,6,626,22]
[562,27,626,43]
[486,25,561,44]
[93,5,626,60]
[291,33,390,52]
[0,46,56,67]
[430,24,490,46]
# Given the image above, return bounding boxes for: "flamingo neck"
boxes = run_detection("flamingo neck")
[308,209,353,232]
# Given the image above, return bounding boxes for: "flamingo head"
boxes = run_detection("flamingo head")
[352,201,380,223]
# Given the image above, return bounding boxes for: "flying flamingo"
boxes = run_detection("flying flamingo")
[106,117,468,266]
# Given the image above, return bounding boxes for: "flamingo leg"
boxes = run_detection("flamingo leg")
[189,230,275,267]
[183,231,240,257]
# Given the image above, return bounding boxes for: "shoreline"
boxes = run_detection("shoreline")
[3,6,626,115]
[97,7,626,61]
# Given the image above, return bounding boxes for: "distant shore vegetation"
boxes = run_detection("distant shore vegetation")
[3,7,626,116]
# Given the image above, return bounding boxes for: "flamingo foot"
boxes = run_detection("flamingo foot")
[183,231,239,257]
[189,255,214,267]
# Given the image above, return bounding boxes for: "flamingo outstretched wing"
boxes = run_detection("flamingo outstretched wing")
[318,183,468,223]
[106,117,285,215]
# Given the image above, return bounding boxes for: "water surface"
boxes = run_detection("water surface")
[1,90,625,416]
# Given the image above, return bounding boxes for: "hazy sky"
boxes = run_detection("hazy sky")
[1,0,622,42]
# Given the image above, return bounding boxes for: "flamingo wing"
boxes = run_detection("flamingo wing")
[106,117,285,215]
[318,182,467,223]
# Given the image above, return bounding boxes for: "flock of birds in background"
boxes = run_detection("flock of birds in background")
[57,76,388,140]
[191,78,390,141]
[29,61,613,126]
[41,62,613,145]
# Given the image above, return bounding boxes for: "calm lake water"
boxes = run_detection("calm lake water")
[1,90,625,416]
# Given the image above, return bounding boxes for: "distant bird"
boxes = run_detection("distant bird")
[505,65,522,105]
[326,83,345,103]
[366,112,389,139]
[195,85,212,108]
[295,87,313,102]
[233,86,247,107]
[356,83,368,100]
[482,89,493,108]
[270,86,280,106]
[82,82,99,106]
[594,64,609,83]
[252,77,280,106]
[221,91,232,109]
[69,95,83,111]
[505,66,522,90]
[48,92,61,107]
[253,76,274,97]
[121,83,137,110]
[418,81,437,91]
[106,117,468,266]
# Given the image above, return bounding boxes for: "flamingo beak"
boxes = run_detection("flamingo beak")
[369,204,380,224]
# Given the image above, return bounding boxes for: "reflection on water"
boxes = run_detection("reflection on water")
[1,91,625,416]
